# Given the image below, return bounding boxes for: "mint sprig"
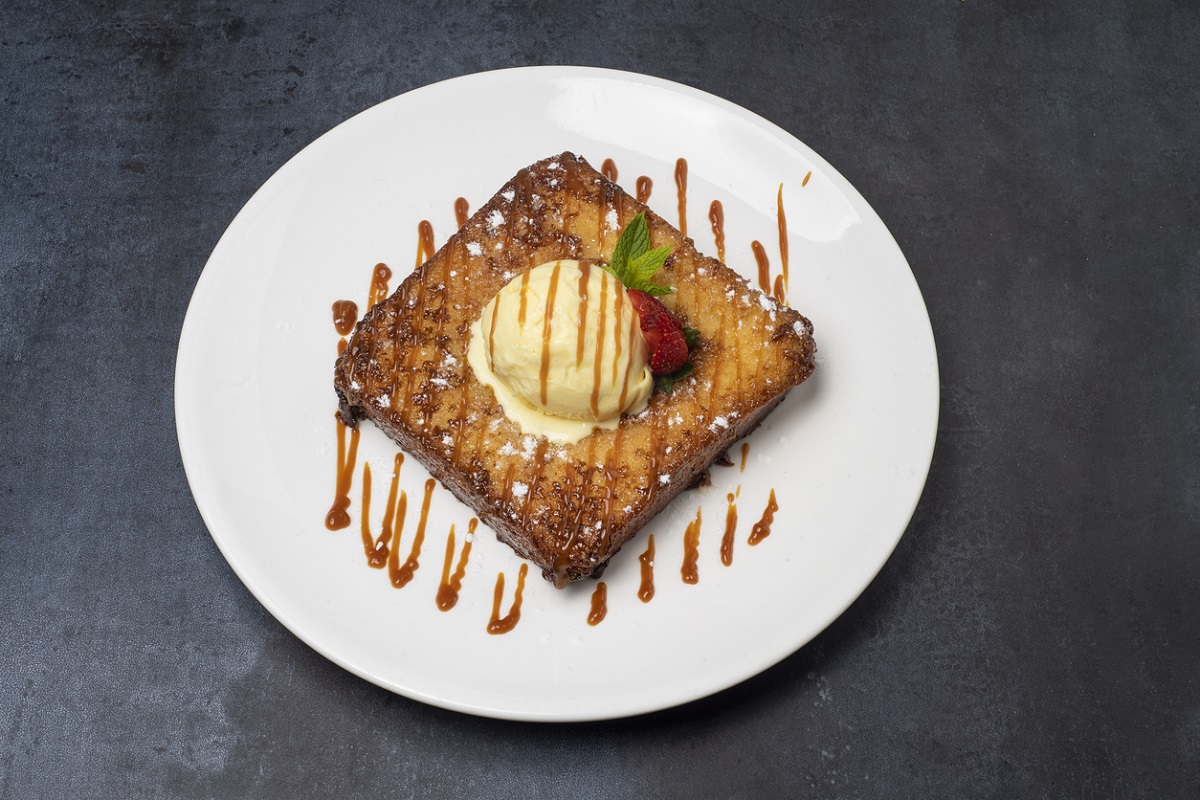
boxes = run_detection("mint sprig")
[601,212,673,296]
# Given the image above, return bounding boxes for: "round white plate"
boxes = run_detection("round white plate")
[176,66,938,721]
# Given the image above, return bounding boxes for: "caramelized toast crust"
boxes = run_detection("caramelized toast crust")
[334,153,815,585]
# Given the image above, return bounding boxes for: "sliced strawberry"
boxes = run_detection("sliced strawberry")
[627,289,690,375]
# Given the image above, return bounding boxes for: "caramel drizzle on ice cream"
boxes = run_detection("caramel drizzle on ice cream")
[539,261,563,405]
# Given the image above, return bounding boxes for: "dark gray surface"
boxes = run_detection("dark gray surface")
[3,0,1198,796]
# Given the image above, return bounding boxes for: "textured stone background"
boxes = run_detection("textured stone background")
[2,1,1198,796]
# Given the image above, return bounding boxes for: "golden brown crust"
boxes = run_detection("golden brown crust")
[334,152,815,586]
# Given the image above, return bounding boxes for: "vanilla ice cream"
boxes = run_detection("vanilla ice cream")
[467,260,653,443]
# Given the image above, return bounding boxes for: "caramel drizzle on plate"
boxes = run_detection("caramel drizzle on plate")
[601,158,618,183]
[391,478,434,588]
[587,582,608,626]
[365,453,406,568]
[436,518,476,611]
[708,200,725,262]
[332,300,358,336]
[740,442,750,471]
[674,157,688,236]
[324,411,360,531]
[776,183,789,303]
[636,176,653,203]
[752,240,771,295]
[748,489,779,546]
[367,263,392,308]
[721,487,740,567]
[415,220,435,269]
[638,534,656,603]
[454,197,469,228]
[487,563,528,635]
[681,507,702,584]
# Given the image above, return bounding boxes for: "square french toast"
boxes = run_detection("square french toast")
[334,152,815,586]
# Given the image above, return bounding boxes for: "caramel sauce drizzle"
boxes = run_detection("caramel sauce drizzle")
[674,158,688,237]
[488,283,502,356]
[539,261,563,405]
[575,261,591,368]
[740,442,750,471]
[748,489,778,546]
[611,280,624,387]
[391,478,434,588]
[324,411,361,530]
[358,461,374,558]
[366,453,405,568]
[802,170,812,187]
[708,200,725,262]
[681,507,702,584]
[638,534,656,603]
[332,300,358,336]
[590,271,609,419]
[636,176,653,204]
[517,269,532,328]
[587,582,608,626]
[601,158,618,183]
[773,275,787,304]
[454,196,469,228]
[487,563,528,635]
[751,240,771,294]
[776,183,789,303]
[721,488,740,567]
[368,263,392,308]
[415,220,435,269]
[618,308,637,411]
[436,518,476,611]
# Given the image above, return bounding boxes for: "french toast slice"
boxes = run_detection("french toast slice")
[334,152,815,586]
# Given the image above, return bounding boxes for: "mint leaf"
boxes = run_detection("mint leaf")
[607,212,674,295]
[653,361,694,394]
[682,327,700,347]
[610,212,650,278]
[627,245,673,287]
[639,282,673,297]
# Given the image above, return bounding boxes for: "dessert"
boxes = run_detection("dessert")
[334,152,815,586]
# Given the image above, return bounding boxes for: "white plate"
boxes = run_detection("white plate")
[176,66,938,721]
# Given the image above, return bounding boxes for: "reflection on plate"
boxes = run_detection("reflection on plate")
[175,66,938,721]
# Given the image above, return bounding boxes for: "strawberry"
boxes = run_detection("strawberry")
[627,289,690,375]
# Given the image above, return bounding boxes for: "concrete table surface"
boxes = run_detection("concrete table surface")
[2,1,1197,796]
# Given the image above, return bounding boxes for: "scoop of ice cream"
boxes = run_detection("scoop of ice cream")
[467,260,653,442]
